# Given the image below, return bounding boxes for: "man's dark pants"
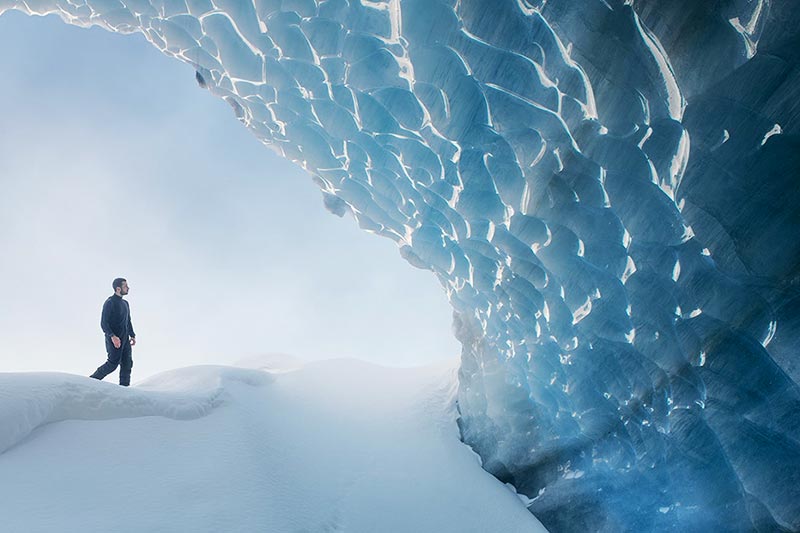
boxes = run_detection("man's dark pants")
[90,335,133,386]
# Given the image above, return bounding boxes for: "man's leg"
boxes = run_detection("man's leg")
[90,337,123,381]
[119,340,133,387]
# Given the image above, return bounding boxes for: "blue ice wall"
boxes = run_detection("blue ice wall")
[3,1,798,531]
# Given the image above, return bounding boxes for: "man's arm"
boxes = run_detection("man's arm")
[100,299,116,337]
[128,311,136,339]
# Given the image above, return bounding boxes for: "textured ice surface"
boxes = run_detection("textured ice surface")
[2,1,798,531]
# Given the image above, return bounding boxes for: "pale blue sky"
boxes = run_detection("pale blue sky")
[0,11,459,379]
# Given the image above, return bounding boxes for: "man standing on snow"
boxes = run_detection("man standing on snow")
[90,278,137,386]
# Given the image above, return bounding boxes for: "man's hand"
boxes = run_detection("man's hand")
[130,337,136,347]
[111,335,121,349]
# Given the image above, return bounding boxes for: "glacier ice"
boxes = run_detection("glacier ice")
[2,0,798,530]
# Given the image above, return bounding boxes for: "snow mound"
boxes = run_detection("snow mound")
[0,366,272,455]
[232,352,306,373]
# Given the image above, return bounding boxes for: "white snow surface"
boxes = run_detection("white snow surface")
[0,357,545,532]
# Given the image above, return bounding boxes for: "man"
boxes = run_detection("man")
[90,278,137,386]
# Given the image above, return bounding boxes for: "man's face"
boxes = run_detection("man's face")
[120,281,129,295]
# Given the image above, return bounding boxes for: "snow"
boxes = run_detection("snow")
[0,358,545,533]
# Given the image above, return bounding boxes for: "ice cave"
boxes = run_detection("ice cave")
[2,0,798,530]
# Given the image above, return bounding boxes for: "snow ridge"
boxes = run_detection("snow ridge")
[0,366,272,455]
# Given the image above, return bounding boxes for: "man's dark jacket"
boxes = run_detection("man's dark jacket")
[100,294,136,339]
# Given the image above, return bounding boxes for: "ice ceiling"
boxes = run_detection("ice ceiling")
[3,0,798,531]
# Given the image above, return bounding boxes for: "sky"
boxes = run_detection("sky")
[0,11,459,380]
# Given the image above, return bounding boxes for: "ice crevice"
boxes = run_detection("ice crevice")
[1,1,798,531]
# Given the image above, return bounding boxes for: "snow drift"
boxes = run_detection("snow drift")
[0,359,544,532]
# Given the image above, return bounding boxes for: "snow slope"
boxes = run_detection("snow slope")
[0,358,545,532]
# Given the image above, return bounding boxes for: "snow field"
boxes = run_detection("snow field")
[0,358,545,532]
